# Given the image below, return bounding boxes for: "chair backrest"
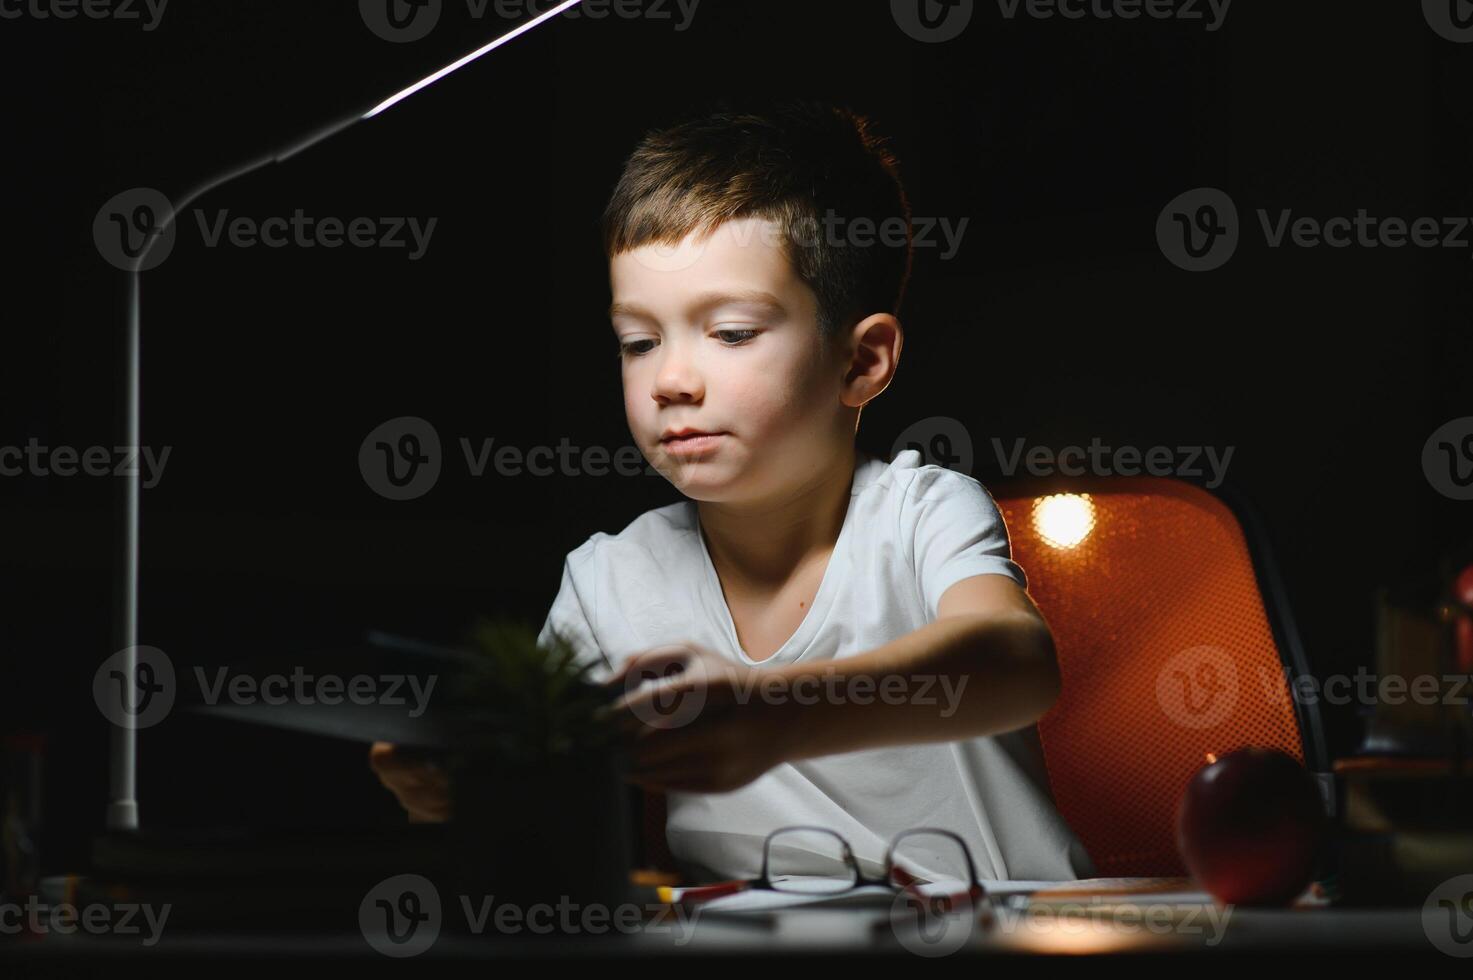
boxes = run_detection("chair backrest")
[993,476,1328,876]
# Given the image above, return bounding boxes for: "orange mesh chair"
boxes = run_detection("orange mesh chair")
[635,476,1330,879]
[993,476,1331,877]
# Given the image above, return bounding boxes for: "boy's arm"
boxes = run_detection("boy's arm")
[768,573,1061,763]
[613,575,1060,793]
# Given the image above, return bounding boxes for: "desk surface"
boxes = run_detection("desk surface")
[4,901,1455,964]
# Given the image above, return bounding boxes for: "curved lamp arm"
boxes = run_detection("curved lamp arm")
[108,0,586,832]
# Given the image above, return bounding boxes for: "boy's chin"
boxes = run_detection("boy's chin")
[655,458,739,496]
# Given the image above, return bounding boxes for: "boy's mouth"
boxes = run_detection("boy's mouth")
[661,431,727,453]
[661,427,724,443]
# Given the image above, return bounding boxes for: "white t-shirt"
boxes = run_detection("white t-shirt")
[536,448,1096,884]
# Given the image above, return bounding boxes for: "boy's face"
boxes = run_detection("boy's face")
[609,215,852,502]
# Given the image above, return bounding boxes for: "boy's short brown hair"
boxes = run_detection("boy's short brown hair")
[601,98,913,348]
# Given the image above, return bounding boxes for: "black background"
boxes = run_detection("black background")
[2,0,1469,873]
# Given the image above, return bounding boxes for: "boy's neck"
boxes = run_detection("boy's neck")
[694,445,859,592]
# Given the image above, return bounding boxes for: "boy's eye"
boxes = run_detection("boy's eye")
[617,330,758,359]
[618,339,656,358]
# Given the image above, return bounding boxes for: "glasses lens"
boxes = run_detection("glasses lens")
[764,829,856,894]
[888,831,973,892]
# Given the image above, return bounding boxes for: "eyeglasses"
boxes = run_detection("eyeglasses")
[750,825,987,910]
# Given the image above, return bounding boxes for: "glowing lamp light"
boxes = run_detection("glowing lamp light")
[1032,493,1096,550]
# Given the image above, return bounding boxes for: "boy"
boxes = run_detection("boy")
[373,98,1095,885]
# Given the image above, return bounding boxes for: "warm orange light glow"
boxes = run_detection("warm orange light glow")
[1032,493,1096,549]
[1205,752,1217,764]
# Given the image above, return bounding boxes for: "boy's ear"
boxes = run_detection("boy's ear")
[840,313,902,408]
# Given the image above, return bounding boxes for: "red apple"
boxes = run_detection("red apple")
[1176,746,1326,907]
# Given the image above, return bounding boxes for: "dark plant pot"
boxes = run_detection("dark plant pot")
[444,743,634,927]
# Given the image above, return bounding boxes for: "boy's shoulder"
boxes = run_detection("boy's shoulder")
[560,498,698,571]
[870,448,1001,512]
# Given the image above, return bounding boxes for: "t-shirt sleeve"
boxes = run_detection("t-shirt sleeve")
[905,466,1028,621]
[535,541,612,684]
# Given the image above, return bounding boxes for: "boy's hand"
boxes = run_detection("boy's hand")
[603,643,792,794]
[368,741,452,823]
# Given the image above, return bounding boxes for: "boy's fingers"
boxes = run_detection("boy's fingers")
[614,680,708,732]
[612,646,695,690]
[374,757,450,796]
[597,689,692,733]
[396,766,449,790]
[373,754,422,776]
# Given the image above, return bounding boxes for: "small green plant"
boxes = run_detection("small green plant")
[443,616,624,770]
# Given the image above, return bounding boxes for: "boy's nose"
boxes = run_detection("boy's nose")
[651,353,704,404]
